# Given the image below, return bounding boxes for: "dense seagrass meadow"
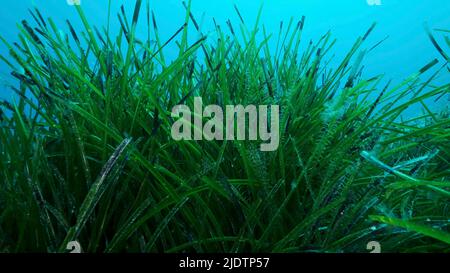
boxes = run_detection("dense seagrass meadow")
[0,0,449,253]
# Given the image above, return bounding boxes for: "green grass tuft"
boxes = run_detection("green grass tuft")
[0,1,449,253]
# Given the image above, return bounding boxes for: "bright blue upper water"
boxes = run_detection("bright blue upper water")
[1,0,449,113]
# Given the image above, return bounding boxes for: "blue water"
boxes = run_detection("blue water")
[1,0,449,113]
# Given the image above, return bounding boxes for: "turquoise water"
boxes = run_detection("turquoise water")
[1,0,449,112]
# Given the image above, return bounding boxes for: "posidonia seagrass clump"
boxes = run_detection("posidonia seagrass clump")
[0,0,449,253]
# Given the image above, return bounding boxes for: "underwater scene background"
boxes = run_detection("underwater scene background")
[0,0,449,252]
[2,0,450,111]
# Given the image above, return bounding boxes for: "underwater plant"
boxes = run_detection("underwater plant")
[0,0,449,253]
